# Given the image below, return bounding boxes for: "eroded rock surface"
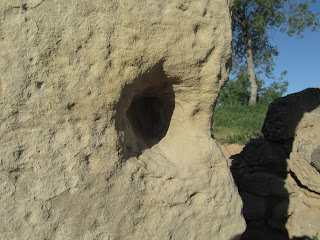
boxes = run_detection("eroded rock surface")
[288,106,320,193]
[0,1,245,239]
[231,88,320,240]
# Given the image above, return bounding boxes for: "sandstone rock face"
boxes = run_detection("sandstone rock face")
[288,106,320,193]
[231,88,320,240]
[0,1,245,239]
[286,104,320,239]
[311,145,320,172]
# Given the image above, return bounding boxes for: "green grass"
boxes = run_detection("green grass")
[212,102,269,145]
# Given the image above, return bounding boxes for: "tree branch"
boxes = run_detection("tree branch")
[233,15,246,28]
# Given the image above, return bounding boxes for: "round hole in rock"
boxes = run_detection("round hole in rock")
[128,96,165,139]
[126,83,175,151]
[115,62,177,159]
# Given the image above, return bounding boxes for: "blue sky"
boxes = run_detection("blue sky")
[267,1,320,95]
[271,29,320,95]
[229,1,320,96]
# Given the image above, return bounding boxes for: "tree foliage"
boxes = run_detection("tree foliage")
[218,68,288,105]
[259,71,288,104]
[232,0,319,104]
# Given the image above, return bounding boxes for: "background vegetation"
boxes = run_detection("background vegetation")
[212,70,288,144]
[232,0,319,105]
[213,0,319,144]
[212,102,267,144]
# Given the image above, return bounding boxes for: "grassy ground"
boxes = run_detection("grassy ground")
[212,102,269,145]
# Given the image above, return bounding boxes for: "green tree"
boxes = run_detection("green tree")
[219,68,288,105]
[218,67,250,105]
[259,71,289,104]
[232,0,319,105]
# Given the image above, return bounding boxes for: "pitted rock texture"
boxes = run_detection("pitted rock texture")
[285,104,320,239]
[0,1,245,239]
[311,145,320,172]
[288,106,320,194]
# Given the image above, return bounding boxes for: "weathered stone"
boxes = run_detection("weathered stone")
[286,206,320,239]
[311,145,320,172]
[0,0,245,239]
[288,106,320,193]
[238,172,288,197]
[272,199,289,220]
[241,138,288,175]
[285,177,320,238]
[262,88,320,141]
[241,225,289,240]
[240,192,266,221]
[231,88,320,240]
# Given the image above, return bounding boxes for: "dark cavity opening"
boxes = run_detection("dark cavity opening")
[126,83,174,147]
[127,96,165,139]
[124,82,175,158]
[116,62,176,159]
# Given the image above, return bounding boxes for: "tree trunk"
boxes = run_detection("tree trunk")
[246,35,258,105]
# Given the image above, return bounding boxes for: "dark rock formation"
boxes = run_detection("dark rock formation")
[231,88,320,240]
[262,88,320,141]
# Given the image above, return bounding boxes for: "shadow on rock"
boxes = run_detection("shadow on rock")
[231,138,290,240]
[230,88,320,240]
[292,237,313,240]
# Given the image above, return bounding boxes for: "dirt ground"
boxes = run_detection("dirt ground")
[217,142,244,166]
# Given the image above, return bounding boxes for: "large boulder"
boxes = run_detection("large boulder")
[241,138,288,176]
[311,145,320,172]
[262,88,320,142]
[0,1,245,239]
[288,105,320,193]
[286,173,320,239]
[231,88,320,240]
[285,103,320,238]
